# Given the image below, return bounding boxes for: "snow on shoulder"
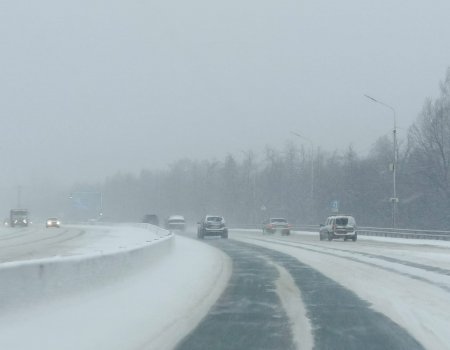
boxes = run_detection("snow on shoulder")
[0,232,231,350]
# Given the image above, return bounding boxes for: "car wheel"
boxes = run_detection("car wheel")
[352,234,357,242]
[327,232,333,241]
[319,234,323,241]
[222,233,228,239]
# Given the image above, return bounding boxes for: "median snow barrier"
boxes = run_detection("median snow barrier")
[0,225,173,313]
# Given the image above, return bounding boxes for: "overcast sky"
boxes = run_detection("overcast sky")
[1,0,450,192]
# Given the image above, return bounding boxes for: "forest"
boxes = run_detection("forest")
[72,69,450,230]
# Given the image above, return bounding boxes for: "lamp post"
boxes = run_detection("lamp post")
[17,185,22,208]
[291,131,315,222]
[364,94,398,228]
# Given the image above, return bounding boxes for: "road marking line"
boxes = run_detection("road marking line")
[266,258,314,350]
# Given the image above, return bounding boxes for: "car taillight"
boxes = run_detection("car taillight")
[268,224,273,229]
[332,224,336,231]
[287,224,292,228]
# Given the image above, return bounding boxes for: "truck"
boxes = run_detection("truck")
[10,209,29,227]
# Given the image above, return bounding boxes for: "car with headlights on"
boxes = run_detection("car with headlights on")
[46,218,61,228]
[197,215,228,239]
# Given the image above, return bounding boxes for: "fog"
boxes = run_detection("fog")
[1,1,450,221]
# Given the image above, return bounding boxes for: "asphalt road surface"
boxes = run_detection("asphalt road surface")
[176,231,426,350]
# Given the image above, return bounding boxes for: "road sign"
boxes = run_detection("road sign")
[331,200,339,213]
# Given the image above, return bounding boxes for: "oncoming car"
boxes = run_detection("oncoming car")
[320,215,357,241]
[197,215,228,239]
[46,218,61,228]
[262,218,291,235]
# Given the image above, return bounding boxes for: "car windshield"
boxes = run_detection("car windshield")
[2,2,449,349]
[11,210,27,216]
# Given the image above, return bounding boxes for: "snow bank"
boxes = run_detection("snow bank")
[0,234,231,350]
[0,225,173,314]
[234,228,450,248]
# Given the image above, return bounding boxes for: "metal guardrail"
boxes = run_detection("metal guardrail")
[231,224,450,241]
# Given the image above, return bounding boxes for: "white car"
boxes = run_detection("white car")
[320,215,357,241]
[46,218,61,228]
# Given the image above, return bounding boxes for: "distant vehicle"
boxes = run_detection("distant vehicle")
[142,214,159,226]
[262,218,291,235]
[10,209,29,227]
[197,215,228,239]
[320,215,357,241]
[165,215,186,231]
[46,218,61,228]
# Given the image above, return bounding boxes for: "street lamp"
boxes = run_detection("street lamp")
[291,131,315,221]
[364,94,398,228]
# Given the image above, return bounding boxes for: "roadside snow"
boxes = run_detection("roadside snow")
[0,233,231,350]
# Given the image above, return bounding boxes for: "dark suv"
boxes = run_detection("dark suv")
[320,215,357,241]
[197,215,228,239]
[142,214,159,226]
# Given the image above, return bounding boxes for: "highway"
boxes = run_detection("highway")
[0,225,88,263]
[176,229,450,350]
[1,225,449,349]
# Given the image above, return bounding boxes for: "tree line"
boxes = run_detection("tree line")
[72,69,450,230]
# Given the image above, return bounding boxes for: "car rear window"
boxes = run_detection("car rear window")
[207,216,222,222]
[335,217,348,225]
[271,218,287,223]
[169,219,185,223]
[335,217,355,226]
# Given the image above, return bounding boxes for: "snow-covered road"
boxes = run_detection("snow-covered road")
[1,225,449,349]
[229,229,450,350]
[0,225,231,350]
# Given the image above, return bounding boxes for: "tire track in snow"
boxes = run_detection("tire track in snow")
[247,237,450,293]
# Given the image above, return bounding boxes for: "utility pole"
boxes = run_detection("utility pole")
[291,131,315,223]
[17,185,22,208]
[364,94,398,228]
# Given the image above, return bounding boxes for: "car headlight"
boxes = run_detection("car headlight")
[47,221,52,225]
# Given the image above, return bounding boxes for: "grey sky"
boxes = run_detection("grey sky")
[1,0,450,191]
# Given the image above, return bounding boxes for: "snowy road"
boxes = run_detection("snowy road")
[1,225,450,349]
[223,231,450,349]
[0,225,230,350]
[0,224,168,263]
[0,226,87,262]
